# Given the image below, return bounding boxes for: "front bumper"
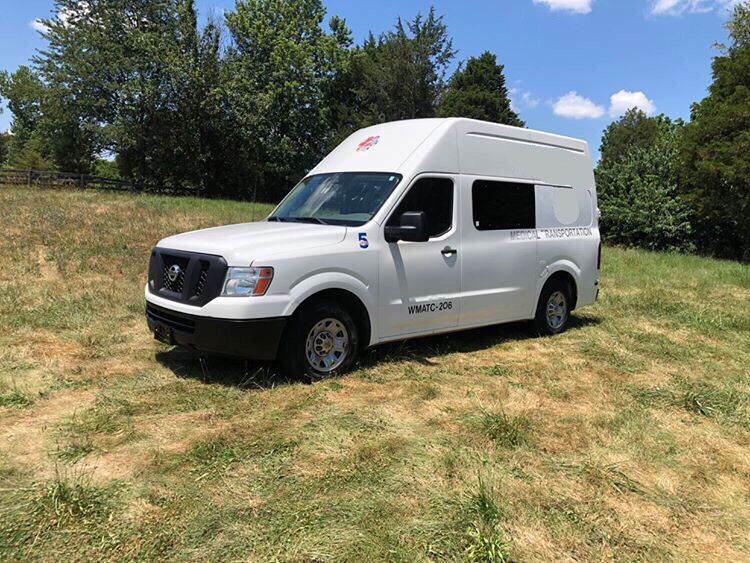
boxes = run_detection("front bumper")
[146,303,287,361]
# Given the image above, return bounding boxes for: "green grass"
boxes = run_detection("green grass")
[468,409,532,448]
[0,185,749,561]
[0,389,33,409]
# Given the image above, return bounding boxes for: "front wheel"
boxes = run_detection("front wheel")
[279,301,359,381]
[533,280,572,336]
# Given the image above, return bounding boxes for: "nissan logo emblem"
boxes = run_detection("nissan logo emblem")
[167,264,182,283]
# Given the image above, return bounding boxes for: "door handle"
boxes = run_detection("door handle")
[441,248,458,256]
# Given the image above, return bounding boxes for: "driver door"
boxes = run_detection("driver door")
[378,175,461,339]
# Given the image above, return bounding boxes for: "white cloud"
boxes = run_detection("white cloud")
[608,90,656,117]
[29,7,77,34]
[552,91,605,119]
[533,0,593,13]
[651,0,741,15]
[510,86,541,112]
[521,91,541,108]
[652,0,686,14]
[29,19,49,34]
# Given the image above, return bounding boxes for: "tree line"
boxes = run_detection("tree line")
[596,3,750,262]
[0,0,520,203]
[0,0,748,261]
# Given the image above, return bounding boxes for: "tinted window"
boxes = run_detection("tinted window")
[388,177,453,238]
[472,180,535,230]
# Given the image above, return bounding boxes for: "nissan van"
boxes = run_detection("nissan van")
[146,118,601,379]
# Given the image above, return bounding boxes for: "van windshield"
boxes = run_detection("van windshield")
[268,172,402,227]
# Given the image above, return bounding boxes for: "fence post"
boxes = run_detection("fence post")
[27,169,32,188]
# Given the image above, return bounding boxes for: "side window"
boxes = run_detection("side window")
[388,177,454,238]
[472,180,535,231]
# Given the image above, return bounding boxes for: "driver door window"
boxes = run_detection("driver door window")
[387,177,453,238]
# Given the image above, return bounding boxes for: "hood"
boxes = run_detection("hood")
[157,221,348,265]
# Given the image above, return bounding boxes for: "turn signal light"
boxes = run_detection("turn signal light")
[253,267,274,296]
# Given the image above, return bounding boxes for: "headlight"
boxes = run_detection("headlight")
[221,267,274,297]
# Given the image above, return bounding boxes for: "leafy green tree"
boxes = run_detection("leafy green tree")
[350,9,455,127]
[0,64,94,172]
[225,0,352,201]
[0,67,48,166]
[599,108,664,168]
[92,158,120,179]
[0,96,7,167]
[319,16,358,149]
[437,51,523,126]
[9,136,57,170]
[37,83,98,173]
[597,118,693,252]
[0,132,8,167]
[680,2,750,262]
[188,17,243,198]
[151,3,234,195]
[36,0,213,190]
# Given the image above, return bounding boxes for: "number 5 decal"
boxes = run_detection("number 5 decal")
[358,233,369,249]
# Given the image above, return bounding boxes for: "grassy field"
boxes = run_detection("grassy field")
[0,185,749,562]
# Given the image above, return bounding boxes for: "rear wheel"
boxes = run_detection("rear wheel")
[279,301,359,381]
[533,280,572,336]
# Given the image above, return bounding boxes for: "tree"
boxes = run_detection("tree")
[0,63,95,172]
[36,82,97,173]
[0,93,7,167]
[350,9,455,127]
[680,2,750,262]
[0,67,48,165]
[225,0,352,201]
[8,136,57,170]
[437,51,523,126]
[35,0,214,189]
[145,2,236,196]
[188,17,241,198]
[92,159,117,179]
[599,108,664,168]
[0,132,8,167]
[596,117,693,252]
[319,16,358,149]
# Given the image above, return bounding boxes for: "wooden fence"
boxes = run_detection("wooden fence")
[0,168,133,192]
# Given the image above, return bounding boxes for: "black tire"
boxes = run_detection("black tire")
[278,300,359,381]
[533,279,572,336]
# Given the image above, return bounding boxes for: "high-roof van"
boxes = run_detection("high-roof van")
[146,118,601,380]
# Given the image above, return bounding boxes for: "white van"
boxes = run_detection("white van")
[146,118,601,379]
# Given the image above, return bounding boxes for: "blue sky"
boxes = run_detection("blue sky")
[0,0,740,159]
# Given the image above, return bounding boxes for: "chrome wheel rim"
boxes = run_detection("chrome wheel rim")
[546,291,568,330]
[305,318,349,373]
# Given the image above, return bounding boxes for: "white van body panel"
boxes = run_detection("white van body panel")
[146,118,600,352]
[157,221,346,266]
[309,119,459,178]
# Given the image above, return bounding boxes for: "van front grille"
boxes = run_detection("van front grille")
[148,248,227,306]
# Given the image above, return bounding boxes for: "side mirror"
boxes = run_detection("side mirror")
[385,211,429,243]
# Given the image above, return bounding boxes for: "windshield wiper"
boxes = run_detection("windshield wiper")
[287,217,330,225]
[268,216,330,225]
